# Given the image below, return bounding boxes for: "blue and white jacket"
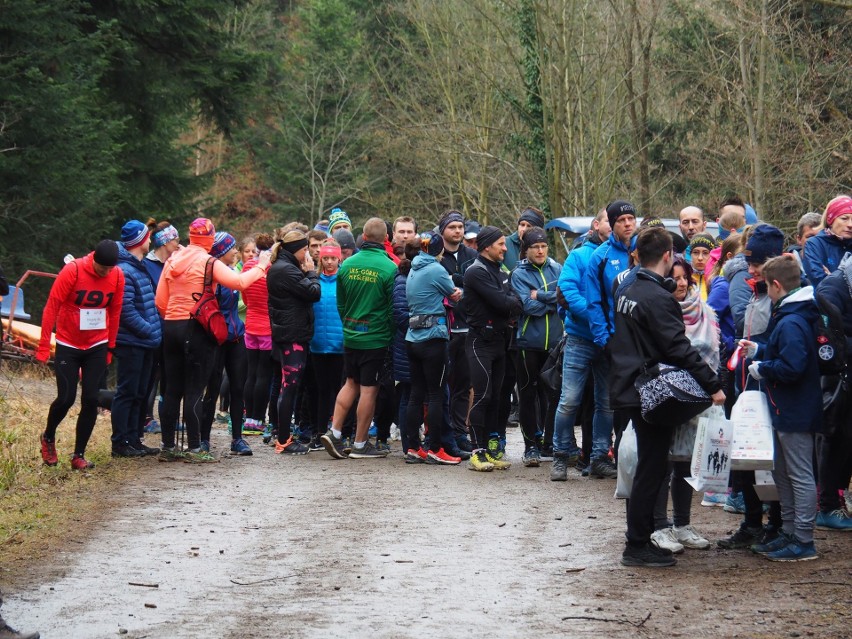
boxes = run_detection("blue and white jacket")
[511,257,562,351]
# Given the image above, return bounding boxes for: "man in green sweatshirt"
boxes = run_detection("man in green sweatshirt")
[321,217,398,460]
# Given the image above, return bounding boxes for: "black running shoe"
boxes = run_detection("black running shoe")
[621,543,677,567]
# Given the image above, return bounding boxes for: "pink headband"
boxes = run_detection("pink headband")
[320,244,342,260]
[826,196,852,227]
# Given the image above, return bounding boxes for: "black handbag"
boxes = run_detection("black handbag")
[634,362,712,425]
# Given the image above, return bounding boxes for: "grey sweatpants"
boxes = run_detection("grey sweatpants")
[772,430,816,544]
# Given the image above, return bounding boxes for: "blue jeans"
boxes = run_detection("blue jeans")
[552,335,612,459]
[111,345,155,446]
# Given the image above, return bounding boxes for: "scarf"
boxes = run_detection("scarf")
[679,288,720,372]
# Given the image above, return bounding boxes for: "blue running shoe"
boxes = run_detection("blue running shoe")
[751,531,792,555]
[368,422,377,438]
[701,491,728,507]
[723,492,746,514]
[815,509,852,530]
[230,438,253,456]
[144,419,161,434]
[765,540,818,562]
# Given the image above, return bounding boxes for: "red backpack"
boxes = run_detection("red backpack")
[190,258,228,345]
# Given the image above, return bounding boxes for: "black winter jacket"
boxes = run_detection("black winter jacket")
[461,256,522,334]
[610,268,721,410]
[267,250,321,345]
[440,244,478,331]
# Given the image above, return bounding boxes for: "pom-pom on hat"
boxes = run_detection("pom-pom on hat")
[327,208,352,233]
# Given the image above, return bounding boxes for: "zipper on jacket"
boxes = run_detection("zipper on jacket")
[537,264,550,350]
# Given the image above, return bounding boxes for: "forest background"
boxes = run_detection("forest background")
[1,0,850,315]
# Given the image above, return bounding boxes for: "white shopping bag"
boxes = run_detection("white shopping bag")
[670,410,706,461]
[615,421,637,499]
[686,406,733,492]
[730,390,775,471]
[753,469,779,502]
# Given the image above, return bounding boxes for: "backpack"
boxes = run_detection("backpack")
[190,258,228,345]
[814,290,846,376]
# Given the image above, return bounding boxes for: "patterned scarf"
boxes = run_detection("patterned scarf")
[679,287,720,371]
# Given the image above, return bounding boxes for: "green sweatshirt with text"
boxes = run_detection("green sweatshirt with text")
[336,245,397,349]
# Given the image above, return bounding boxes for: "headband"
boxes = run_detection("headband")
[152,225,179,248]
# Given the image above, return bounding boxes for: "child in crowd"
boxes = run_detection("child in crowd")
[742,255,821,561]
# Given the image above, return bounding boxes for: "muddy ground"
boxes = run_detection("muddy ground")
[3,421,851,639]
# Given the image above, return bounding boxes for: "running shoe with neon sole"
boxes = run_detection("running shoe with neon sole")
[320,430,349,459]
[40,434,58,466]
[486,437,503,461]
[468,451,494,472]
[275,437,309,455]
[484,450,511,470]
[183,448,218,463]
[158,446,185,462]
[70,454,94,470]
[427,448,461,465]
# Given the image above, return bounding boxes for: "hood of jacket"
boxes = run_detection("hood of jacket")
[724,253,749,283]
[411,253,437,271]
[164,244,207,277]
[775,286,819,323]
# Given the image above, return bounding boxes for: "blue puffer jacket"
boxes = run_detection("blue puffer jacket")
[392,271,411,383]
[754,287,822,433]
[586,233,636,347]
[116,244,162,348]
[802,230,852,287]
[556,236,602,342]
[310,271,344,354]
[511,257,562,351]
[216,282,245,342]
[405,253,455,343]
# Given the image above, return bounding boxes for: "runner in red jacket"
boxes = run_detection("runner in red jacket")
[37,240,125,470]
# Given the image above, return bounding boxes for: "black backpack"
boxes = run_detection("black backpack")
[814,290,847,376]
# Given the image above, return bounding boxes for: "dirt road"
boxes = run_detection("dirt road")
[4,425,850,638]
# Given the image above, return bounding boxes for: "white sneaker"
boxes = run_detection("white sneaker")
[650,528,684,554]
[673,524,711,550]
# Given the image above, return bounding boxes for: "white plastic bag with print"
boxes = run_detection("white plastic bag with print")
[730,390,775,471]
[615,421,637,499]
[686,406,733,492]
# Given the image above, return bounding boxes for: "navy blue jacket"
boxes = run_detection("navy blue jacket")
[816,265,852,358]
[116,244,162,349]
[754,287,822,433]
[802,230,852,287]
[392,271,411,383]
[511,257,562,351]
[216,282,245,342]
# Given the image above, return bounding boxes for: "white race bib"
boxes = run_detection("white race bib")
[80,308,106,330]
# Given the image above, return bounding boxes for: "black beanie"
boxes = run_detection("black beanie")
[476,225,503,252]
[93,239,119,267]
[606,200,637,228]
[521,226,547,250]
[424,232,445,257]
[518,207,545,228]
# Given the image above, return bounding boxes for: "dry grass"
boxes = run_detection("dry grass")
[0,361,139,584]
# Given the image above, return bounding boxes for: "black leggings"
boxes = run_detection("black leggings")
[275,342,309,444]
[405,339,449,453]
[466,330,507,450]
[310,352,344,438]
[244,344,274,422]
[44,343,108,456]
[203,337,247,440]
[516,348,557,449]
[160,320,215,450]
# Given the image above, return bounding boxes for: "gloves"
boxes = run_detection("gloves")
[748,361,762,380]
[739,339,759,359]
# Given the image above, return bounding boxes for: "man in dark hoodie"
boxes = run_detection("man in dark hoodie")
[503,206,545,271]
[610,226,724,567]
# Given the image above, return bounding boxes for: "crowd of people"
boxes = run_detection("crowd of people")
[24,194,852,575]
